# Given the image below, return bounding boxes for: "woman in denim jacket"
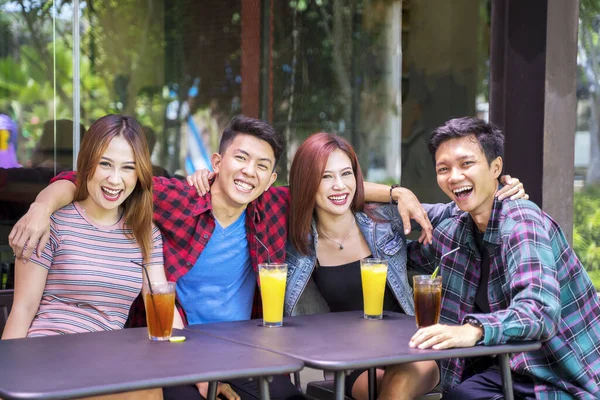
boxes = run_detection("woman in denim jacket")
[284,132,525,400]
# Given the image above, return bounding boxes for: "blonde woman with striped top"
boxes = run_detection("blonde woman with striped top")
[2,114,183,338]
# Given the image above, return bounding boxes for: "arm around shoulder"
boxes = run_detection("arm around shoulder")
[421,201,460,229]
[9,179,75,261]
[35,179,77,212]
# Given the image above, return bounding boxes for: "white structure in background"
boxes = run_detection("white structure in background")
[385,1,402,182]
[575,131,591,190]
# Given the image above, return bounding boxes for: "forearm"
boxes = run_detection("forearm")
[1,305,37,339]
[363,182,393,203]
[33,180,76,214]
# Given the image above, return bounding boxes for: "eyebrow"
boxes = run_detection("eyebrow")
[435,155,472,168]
[101,156,136,164]
[235,149,273,165]
[323,166,353,173]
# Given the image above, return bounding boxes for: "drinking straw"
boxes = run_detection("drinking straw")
[431,247,460,279]
[254,235,271,264]
[131,261,164,335]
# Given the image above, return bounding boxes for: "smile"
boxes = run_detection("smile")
[102,186,122,199]
[234,180,255,192]
[328,194,349,204]
[452,186,473,200]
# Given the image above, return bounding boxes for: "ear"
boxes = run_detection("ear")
[211,152,222,173]
[265,172,277,192]
[492,156,503,179]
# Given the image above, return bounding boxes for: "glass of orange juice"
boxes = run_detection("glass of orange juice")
[258,263,288,327]
[360,258,388,320]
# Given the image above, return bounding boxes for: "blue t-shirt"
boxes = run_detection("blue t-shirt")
[176,211,256,324]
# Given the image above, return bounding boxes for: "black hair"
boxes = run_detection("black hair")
[428,117,504,165]
[219,115,284,168]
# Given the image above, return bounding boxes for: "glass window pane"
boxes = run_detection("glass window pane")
[1,1,73,249]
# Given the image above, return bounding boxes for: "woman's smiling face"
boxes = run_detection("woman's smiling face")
[82,135,138,220]
[314,149,357,218]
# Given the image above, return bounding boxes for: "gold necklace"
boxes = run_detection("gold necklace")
[318,219,355,250]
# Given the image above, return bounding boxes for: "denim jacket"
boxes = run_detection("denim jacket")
[284,202,457,317]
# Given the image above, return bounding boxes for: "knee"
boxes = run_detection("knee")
[386,361,439,392]
[379,361,440,399]
[420,361,440,392]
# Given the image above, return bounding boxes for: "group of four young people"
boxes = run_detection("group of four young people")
[8,114,594,399]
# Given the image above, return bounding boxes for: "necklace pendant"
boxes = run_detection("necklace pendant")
[339,245,343,250]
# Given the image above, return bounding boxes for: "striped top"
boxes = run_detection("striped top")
[27,202,163,337]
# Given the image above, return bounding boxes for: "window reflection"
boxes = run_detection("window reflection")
[0,1,74,240]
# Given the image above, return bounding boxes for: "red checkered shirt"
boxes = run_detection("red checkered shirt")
[52,172,290,326]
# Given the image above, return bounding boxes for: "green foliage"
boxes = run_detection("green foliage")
[581,0,600,28]
[573,185,600,272]
[586,269,600,291]
[0,1,168,163]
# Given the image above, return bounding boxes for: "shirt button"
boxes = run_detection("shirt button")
[469,296,474,301]
[203,234,208,239]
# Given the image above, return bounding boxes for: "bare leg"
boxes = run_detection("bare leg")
[351,369,385,400]
[378,361,439,400]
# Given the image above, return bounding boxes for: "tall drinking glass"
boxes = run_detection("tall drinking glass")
[142,281,176,341]
[360,258,388,320]
[259,263,288,327]
[413,275,442,328]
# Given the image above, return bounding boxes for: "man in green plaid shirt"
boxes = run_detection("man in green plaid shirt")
[408,117,600,399]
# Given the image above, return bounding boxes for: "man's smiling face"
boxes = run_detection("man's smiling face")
[435,134,502,217]
[211,133,278,208]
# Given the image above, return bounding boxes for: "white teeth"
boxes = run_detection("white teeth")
[235,180,253,190]
[329,195,347,201]
[453,186,472,194]
[102,187,121,195]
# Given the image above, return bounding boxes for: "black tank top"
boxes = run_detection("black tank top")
[313,257,403,313]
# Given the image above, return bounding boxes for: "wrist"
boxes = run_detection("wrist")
[30,201,52,217]
[390,184,401,204]
[463,317,484,343]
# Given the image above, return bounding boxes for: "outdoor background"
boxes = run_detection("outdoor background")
[1,0,599,288]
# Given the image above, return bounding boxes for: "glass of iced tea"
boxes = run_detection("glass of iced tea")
[259,263,288,327]
[142,281,176,341]
[360,258,389,320]
[413,275,442,328]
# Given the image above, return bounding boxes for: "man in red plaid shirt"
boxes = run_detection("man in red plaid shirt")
[9,115,433,400]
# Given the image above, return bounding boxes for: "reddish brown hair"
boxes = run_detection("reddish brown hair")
[289,132,365,255]
[74,115,154,263]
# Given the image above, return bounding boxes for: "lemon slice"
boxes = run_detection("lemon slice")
[169,336,186,342]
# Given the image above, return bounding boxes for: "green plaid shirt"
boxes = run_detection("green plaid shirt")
[409,197,600,399]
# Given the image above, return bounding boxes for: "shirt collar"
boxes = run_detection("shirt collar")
[193,191,261,223]
[485,193,504,245]
[455,186,504,247]
[192,192,213,216]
